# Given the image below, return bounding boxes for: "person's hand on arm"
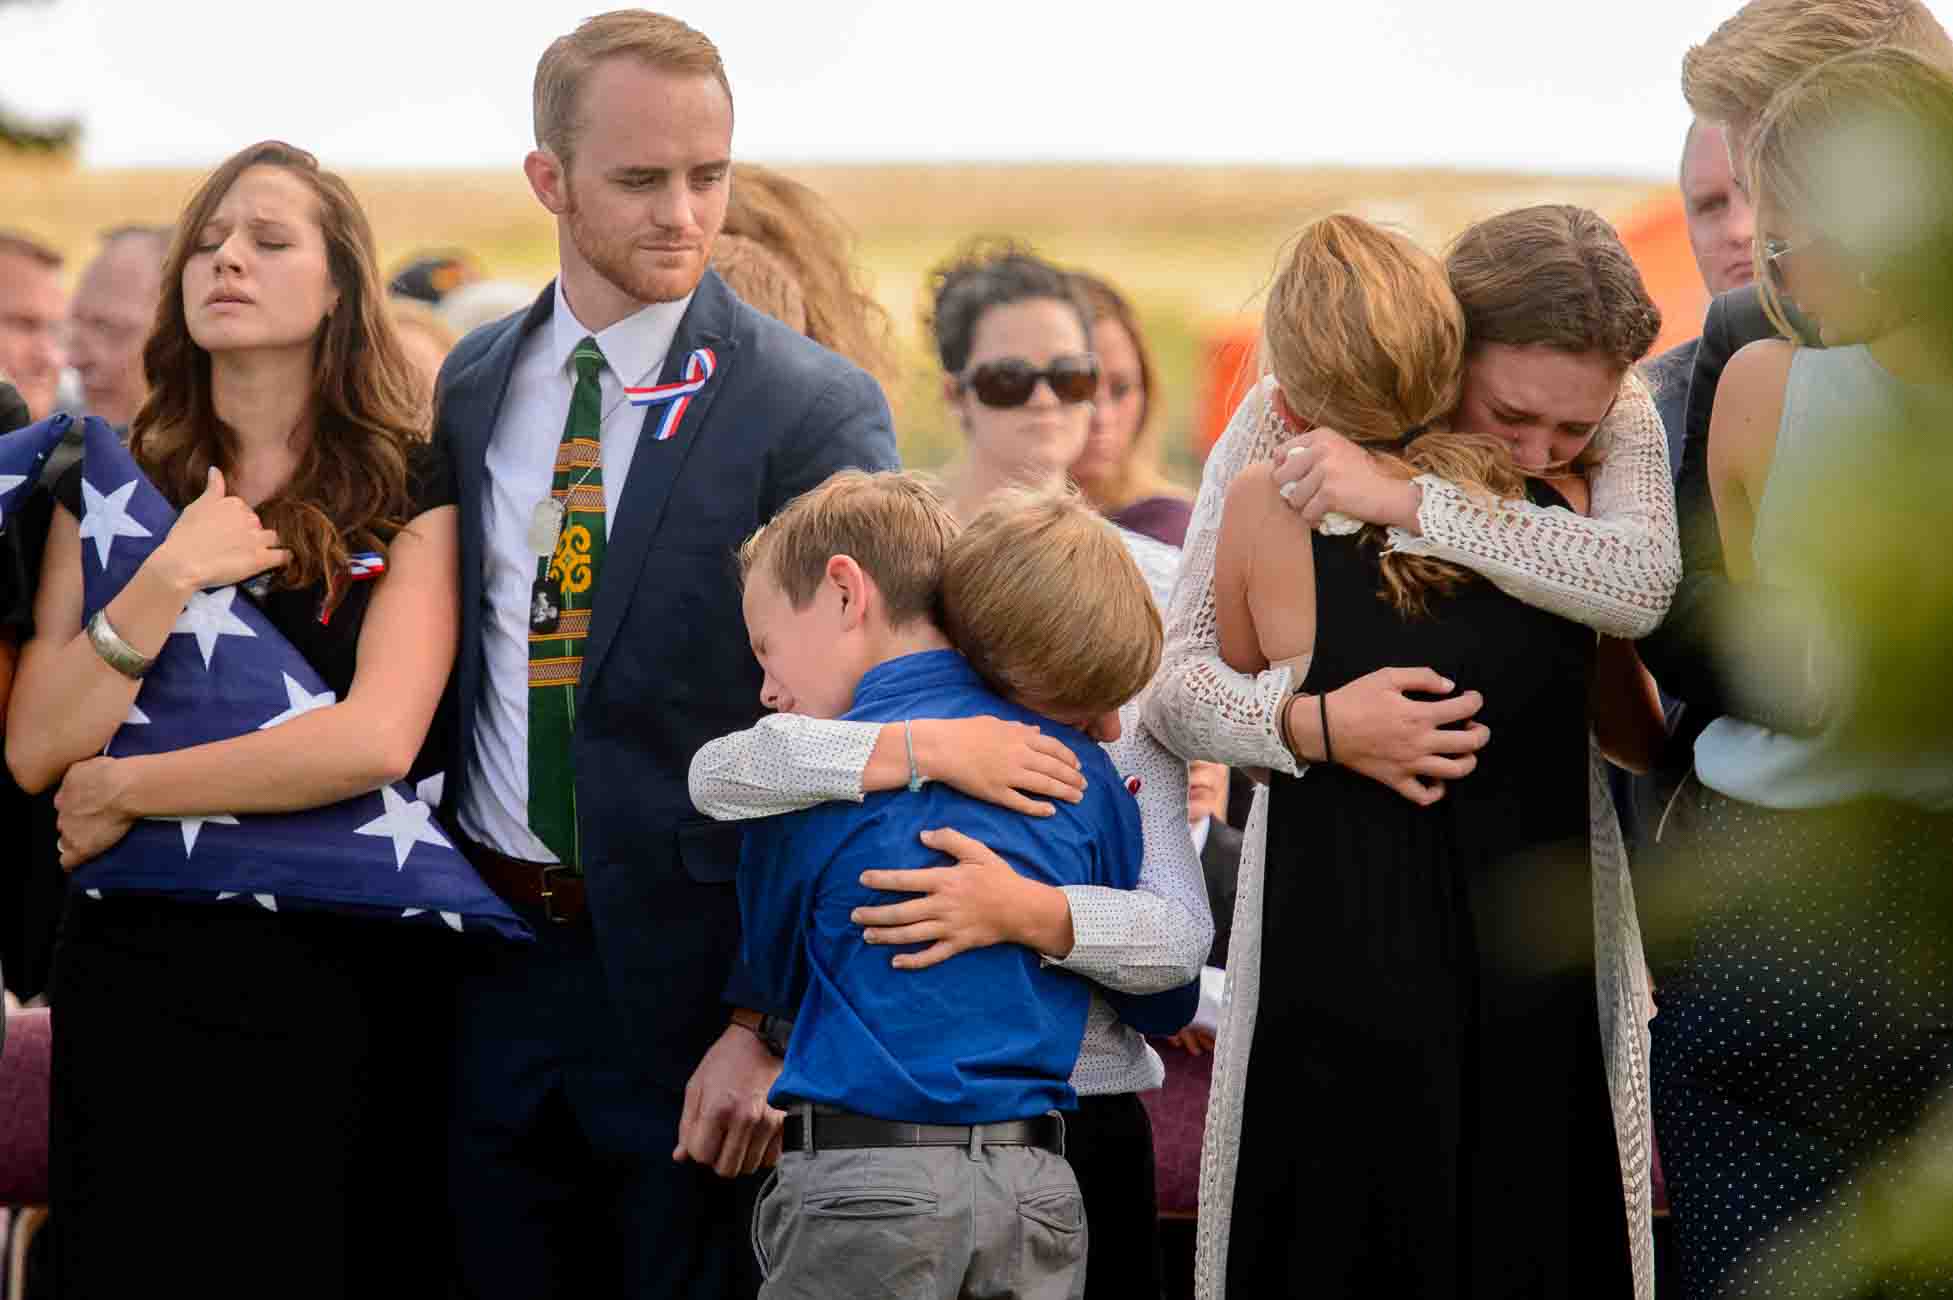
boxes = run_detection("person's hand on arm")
[689,713,1085,823]
[48,504,458,868]
[7,468,287,794]
[1267,425,1423,533]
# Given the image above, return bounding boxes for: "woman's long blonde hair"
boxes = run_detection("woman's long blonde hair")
[1262,215,1528,616]
[723,164,899,394]
[1747,46,1953,342]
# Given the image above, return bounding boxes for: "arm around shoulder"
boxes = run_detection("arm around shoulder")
[1388,373,1679,637]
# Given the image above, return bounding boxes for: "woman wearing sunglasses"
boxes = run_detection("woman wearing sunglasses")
[1650,49,1953,1299]
[690,242,1209,1299]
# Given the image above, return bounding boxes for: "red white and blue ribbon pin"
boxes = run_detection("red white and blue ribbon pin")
[624,347,718,442]
[317,551,389,625]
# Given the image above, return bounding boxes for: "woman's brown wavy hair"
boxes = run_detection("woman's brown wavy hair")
[1262,214,1530,617]
[131,140,427,592]
[723,164,899,394]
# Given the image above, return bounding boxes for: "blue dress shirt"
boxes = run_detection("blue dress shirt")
[738,650,1147,1124]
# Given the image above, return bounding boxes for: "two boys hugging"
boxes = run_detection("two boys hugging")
[693,471,1194,1299]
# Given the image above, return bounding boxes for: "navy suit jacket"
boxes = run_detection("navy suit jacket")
[431,270,898,1090]
[1636,284,1829,748]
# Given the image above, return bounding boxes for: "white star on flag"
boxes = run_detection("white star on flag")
[401,908,465,932]
[78,478,153,570]
[259,674,337,729]
[0,473,25,521]
[166,813,240,856]
[415,772,445,808]
[103,700,152,756]
[172,587,257,668]
[355,784,451,870]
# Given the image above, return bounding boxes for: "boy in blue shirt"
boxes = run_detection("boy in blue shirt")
[731,473,1169,1300]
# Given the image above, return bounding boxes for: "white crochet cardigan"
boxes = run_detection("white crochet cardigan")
[1142,376,1673,1300]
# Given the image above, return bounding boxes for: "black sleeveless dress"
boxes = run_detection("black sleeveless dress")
[1227,489,1633,1299]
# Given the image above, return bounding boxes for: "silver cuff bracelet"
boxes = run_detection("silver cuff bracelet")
[86,608,156,680]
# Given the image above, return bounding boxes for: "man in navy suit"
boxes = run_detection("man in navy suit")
[430,12,897,1297]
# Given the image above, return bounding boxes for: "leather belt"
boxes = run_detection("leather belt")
[458,836,586,925]
[782,1108,1065,1158]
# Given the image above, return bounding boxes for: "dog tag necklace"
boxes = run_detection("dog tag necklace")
[529,459,599,635]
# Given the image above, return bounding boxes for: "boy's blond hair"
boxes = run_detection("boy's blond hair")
[1682,0,1953,152]
[942,490,1162,721]
[737,471,956,628]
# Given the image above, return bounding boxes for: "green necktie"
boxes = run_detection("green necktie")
[526,336,606,871]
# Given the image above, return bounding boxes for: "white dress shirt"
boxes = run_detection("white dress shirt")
[458,280,693,862]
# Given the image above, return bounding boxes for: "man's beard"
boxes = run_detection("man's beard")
[564,186,706,307]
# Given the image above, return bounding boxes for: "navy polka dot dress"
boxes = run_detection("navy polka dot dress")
[1651,789,1953,1297]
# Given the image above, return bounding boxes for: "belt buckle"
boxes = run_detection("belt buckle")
[539,862,574,925]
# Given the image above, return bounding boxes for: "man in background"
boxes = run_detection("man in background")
[67,225,169,433]
[1643,122,1756,467]
[0,231,66,424]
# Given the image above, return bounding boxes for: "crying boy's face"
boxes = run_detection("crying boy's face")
[741,568,858,722]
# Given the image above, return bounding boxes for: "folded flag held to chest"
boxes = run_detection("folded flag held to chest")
[0,413,67,528]
[59,416,530,942]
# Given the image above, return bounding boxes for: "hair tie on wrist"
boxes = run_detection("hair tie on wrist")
[1320,691,1335,767]
[904,718,926,793]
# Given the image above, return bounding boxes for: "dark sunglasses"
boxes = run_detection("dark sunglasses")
[959,355,1100,408]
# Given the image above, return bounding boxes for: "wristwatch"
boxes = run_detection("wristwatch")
[730,1007,793,1057]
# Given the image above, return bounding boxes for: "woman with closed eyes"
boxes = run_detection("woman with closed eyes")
[4,141,459,1300]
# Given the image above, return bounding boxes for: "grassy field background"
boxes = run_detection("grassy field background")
[3,158,1665,481]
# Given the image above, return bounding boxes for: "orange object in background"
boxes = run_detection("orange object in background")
[1194,320,1262,460]
[1615,192,1710,358]
[1189,190,1705,464]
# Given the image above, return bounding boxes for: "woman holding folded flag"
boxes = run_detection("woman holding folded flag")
[4,140,463,1300]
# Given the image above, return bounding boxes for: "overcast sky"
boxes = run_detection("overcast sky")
[7,0,1945,175]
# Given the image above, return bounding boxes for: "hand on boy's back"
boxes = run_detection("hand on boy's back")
[922,716,1086,816]
[853,827,1073,971]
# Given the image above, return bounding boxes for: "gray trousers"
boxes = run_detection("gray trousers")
[751,1138,1087,1299]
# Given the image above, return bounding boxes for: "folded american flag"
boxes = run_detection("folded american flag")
[32,415,531,941]
[0,413,65,529]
